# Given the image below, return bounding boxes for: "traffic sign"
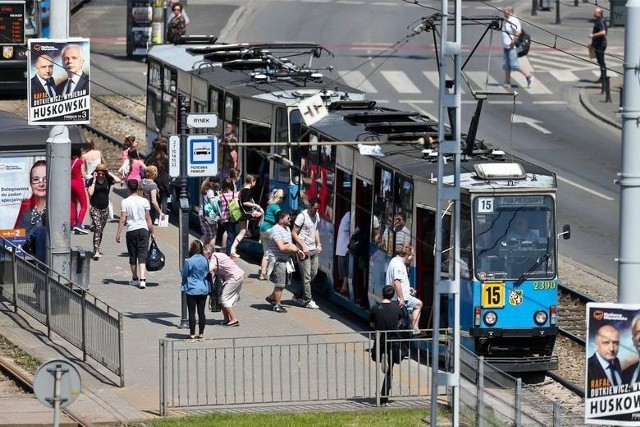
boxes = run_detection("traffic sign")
[168,135,180,177]
[298,94,327,126]
[33,359,82,409]
[186,113,218,129]
[188,135,217,177]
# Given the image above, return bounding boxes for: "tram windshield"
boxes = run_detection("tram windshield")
[473,195,555,281]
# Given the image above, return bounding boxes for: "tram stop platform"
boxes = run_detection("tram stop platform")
[0,188,376,425]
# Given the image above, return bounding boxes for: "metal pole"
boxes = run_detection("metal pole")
[618,0,640,304]
[555,0,561,24]
[477,356,484,427]
[178,95,189,328]
[48,0,71,281]
[531,0,537,16]
[47,127,71,280]
[52,364,63,427]
[515,377,522,426]
[431,0,462,424]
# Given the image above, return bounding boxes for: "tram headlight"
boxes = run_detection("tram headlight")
[534,310,548,325]
[484,311,497,326]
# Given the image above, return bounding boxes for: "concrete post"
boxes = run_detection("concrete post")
[617,0,640,303]
[46,126,71,280]
[47,0,70,282]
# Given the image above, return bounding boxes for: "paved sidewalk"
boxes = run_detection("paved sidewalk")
[0,185,365,425]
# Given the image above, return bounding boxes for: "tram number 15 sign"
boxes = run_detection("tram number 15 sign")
[482,282,505,308]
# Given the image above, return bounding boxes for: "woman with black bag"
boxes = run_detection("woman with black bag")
[181,240,209,340]
[87,163,114,260]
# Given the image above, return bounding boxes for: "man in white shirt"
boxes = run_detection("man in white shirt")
[335,211,351,296]
[116,179,155,289]
[385,244,423,335]
[501,5,533,89]
[292,196,322,309]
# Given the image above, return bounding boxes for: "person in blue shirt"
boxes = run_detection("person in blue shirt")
[181,239,210,339]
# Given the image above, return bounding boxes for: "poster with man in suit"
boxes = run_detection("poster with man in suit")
[27,38,90,125]
[585,303,640,425]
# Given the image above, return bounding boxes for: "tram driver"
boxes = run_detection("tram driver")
[507,217,538,243]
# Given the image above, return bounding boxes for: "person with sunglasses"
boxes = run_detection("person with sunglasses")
[87,163,115,260]
[14,160,48,263]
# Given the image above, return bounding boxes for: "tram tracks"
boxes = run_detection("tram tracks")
[540,283,595,400]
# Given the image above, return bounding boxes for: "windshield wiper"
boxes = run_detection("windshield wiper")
[513,253,550,287]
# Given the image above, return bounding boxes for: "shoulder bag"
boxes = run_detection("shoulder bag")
[228,198,243,223]
[208,256,223,312]
[146,236,165,271]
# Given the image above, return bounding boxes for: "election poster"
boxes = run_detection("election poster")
[0,155,46,258]
[586,303,640,425]
[27,38,90,125]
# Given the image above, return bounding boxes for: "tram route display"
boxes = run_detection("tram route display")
[0,1,25,45]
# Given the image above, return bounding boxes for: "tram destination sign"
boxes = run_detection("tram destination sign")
[0,1,25,45]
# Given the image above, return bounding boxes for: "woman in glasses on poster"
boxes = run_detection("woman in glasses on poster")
[14,160,48,264]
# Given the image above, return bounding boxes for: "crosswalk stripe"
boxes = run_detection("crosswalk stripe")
[549,70,580,82]
[381,70,421,94]
[337,70,378,93]
[464,71,507,93]
[511,74,552,94]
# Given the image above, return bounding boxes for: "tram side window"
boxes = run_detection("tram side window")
[374,166,394,256]
[219,120,239,181]
[273,108,289,183]
[393,176,413,254]
[317,144,335,220]
[149,62,161,89]
[300,139,320,208]
[460,202,472,279]
[163,67,176,94]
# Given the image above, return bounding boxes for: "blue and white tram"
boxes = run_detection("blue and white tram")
[300,101,569,372]
[145,39,365,232]
[145,39,568,371]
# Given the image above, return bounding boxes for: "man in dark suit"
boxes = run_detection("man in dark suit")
[30,53,56,105]
[622,315,640,385]
[55,44,89,96]
[587,324,622,397]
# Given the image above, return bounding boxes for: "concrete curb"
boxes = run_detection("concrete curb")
[578,87,622,130]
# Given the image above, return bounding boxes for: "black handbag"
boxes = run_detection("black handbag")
[208,256,223,312]
[145,236,165,271]
[22,234,36,255]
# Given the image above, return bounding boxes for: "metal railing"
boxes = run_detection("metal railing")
[159,329,587,425]
[0,240,125,386]
[159,331,432,415]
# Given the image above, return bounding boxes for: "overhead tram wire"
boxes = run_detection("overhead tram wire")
[401,0,623,78]
[478,1,623,73]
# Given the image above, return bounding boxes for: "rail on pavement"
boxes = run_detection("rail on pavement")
[158,327,585,424]
[459,348,584,426]
[0,239,125,386]
[159,330,432,415]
